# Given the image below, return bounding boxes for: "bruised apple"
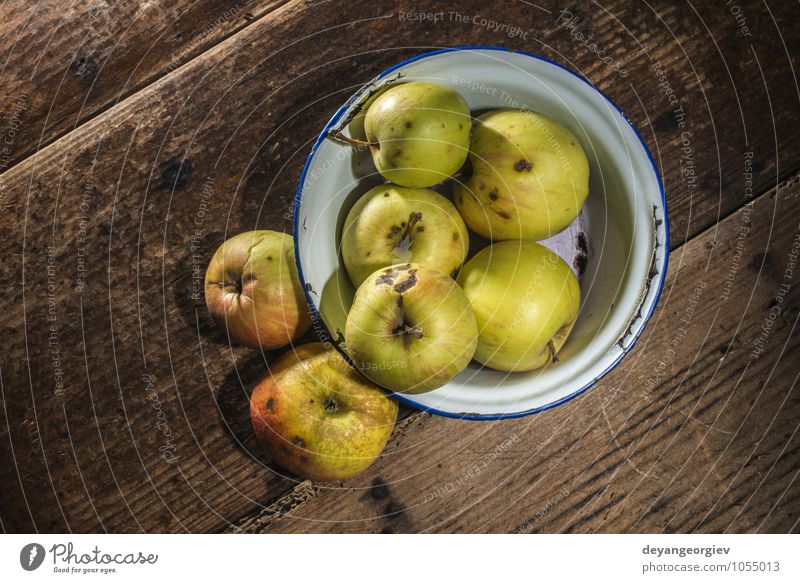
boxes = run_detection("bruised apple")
[250,343,398,481]
[205,230,310,349]
[457,240,581,371]
[341,184,469,287]
[345,263,477,393]
[454,109,589,240]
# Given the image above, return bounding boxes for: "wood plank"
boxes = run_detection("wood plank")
[0,0,798,533]
[0,0,287,170]
[230,173,800,533]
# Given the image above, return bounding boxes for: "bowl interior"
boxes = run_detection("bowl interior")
[295,48,667,418]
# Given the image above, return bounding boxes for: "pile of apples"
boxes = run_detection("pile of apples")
[204,81,589,482]
[340,81,589,393]
[205,231,398,481]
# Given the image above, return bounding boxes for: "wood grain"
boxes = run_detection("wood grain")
[0,0,798,533]
[0,0,287,170]
[230,173,800,533]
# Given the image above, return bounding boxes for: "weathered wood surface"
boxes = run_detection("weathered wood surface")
[231,175,800,533]
[0,0,287,170]
[0,0,798,533]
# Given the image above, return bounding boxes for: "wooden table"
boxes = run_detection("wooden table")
[1,0,798,534]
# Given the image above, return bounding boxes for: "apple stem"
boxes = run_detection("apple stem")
[399,211,423,244]
[329,131,377,148]
[401,324,424,339]
[547,340,560,364]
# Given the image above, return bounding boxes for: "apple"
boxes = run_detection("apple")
[250,342,398,481]
[362,82,471,188]
[205,230,310,350]
[345,263,477,393]
[341,184,469,287]
[454,109,589,241]
[457,240,581,372]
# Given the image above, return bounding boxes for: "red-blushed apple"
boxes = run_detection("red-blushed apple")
[205,230,310,350]
[250,343,398,481]
[345,263,478,393]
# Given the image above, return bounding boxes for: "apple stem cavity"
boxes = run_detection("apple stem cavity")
[217,279,241,293]
[330,131,378,148]
[547,339,560,364]
[323,396,338,413]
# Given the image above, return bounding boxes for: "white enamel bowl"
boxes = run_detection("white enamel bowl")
[293,47,668,419]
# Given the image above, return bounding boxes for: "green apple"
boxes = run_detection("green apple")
[250,343,398,482]
[341,184,469,287]
[454,109,589,240]
[345,263,477,393]
[205,230,310,349]
[363,82,471,187]
[457,240,581,372]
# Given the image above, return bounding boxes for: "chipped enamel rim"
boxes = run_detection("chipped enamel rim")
[292,47,669,420]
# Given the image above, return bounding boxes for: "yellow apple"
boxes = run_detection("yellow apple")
[345,263,477,393]
[454,109,589,240]
[364,82,471,187]
[457,240,581,371]
[341,184,469,287]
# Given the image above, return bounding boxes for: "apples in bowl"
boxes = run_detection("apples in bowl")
[294,47,668,419]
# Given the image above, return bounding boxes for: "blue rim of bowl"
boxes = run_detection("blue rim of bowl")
[292,46,669,421]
